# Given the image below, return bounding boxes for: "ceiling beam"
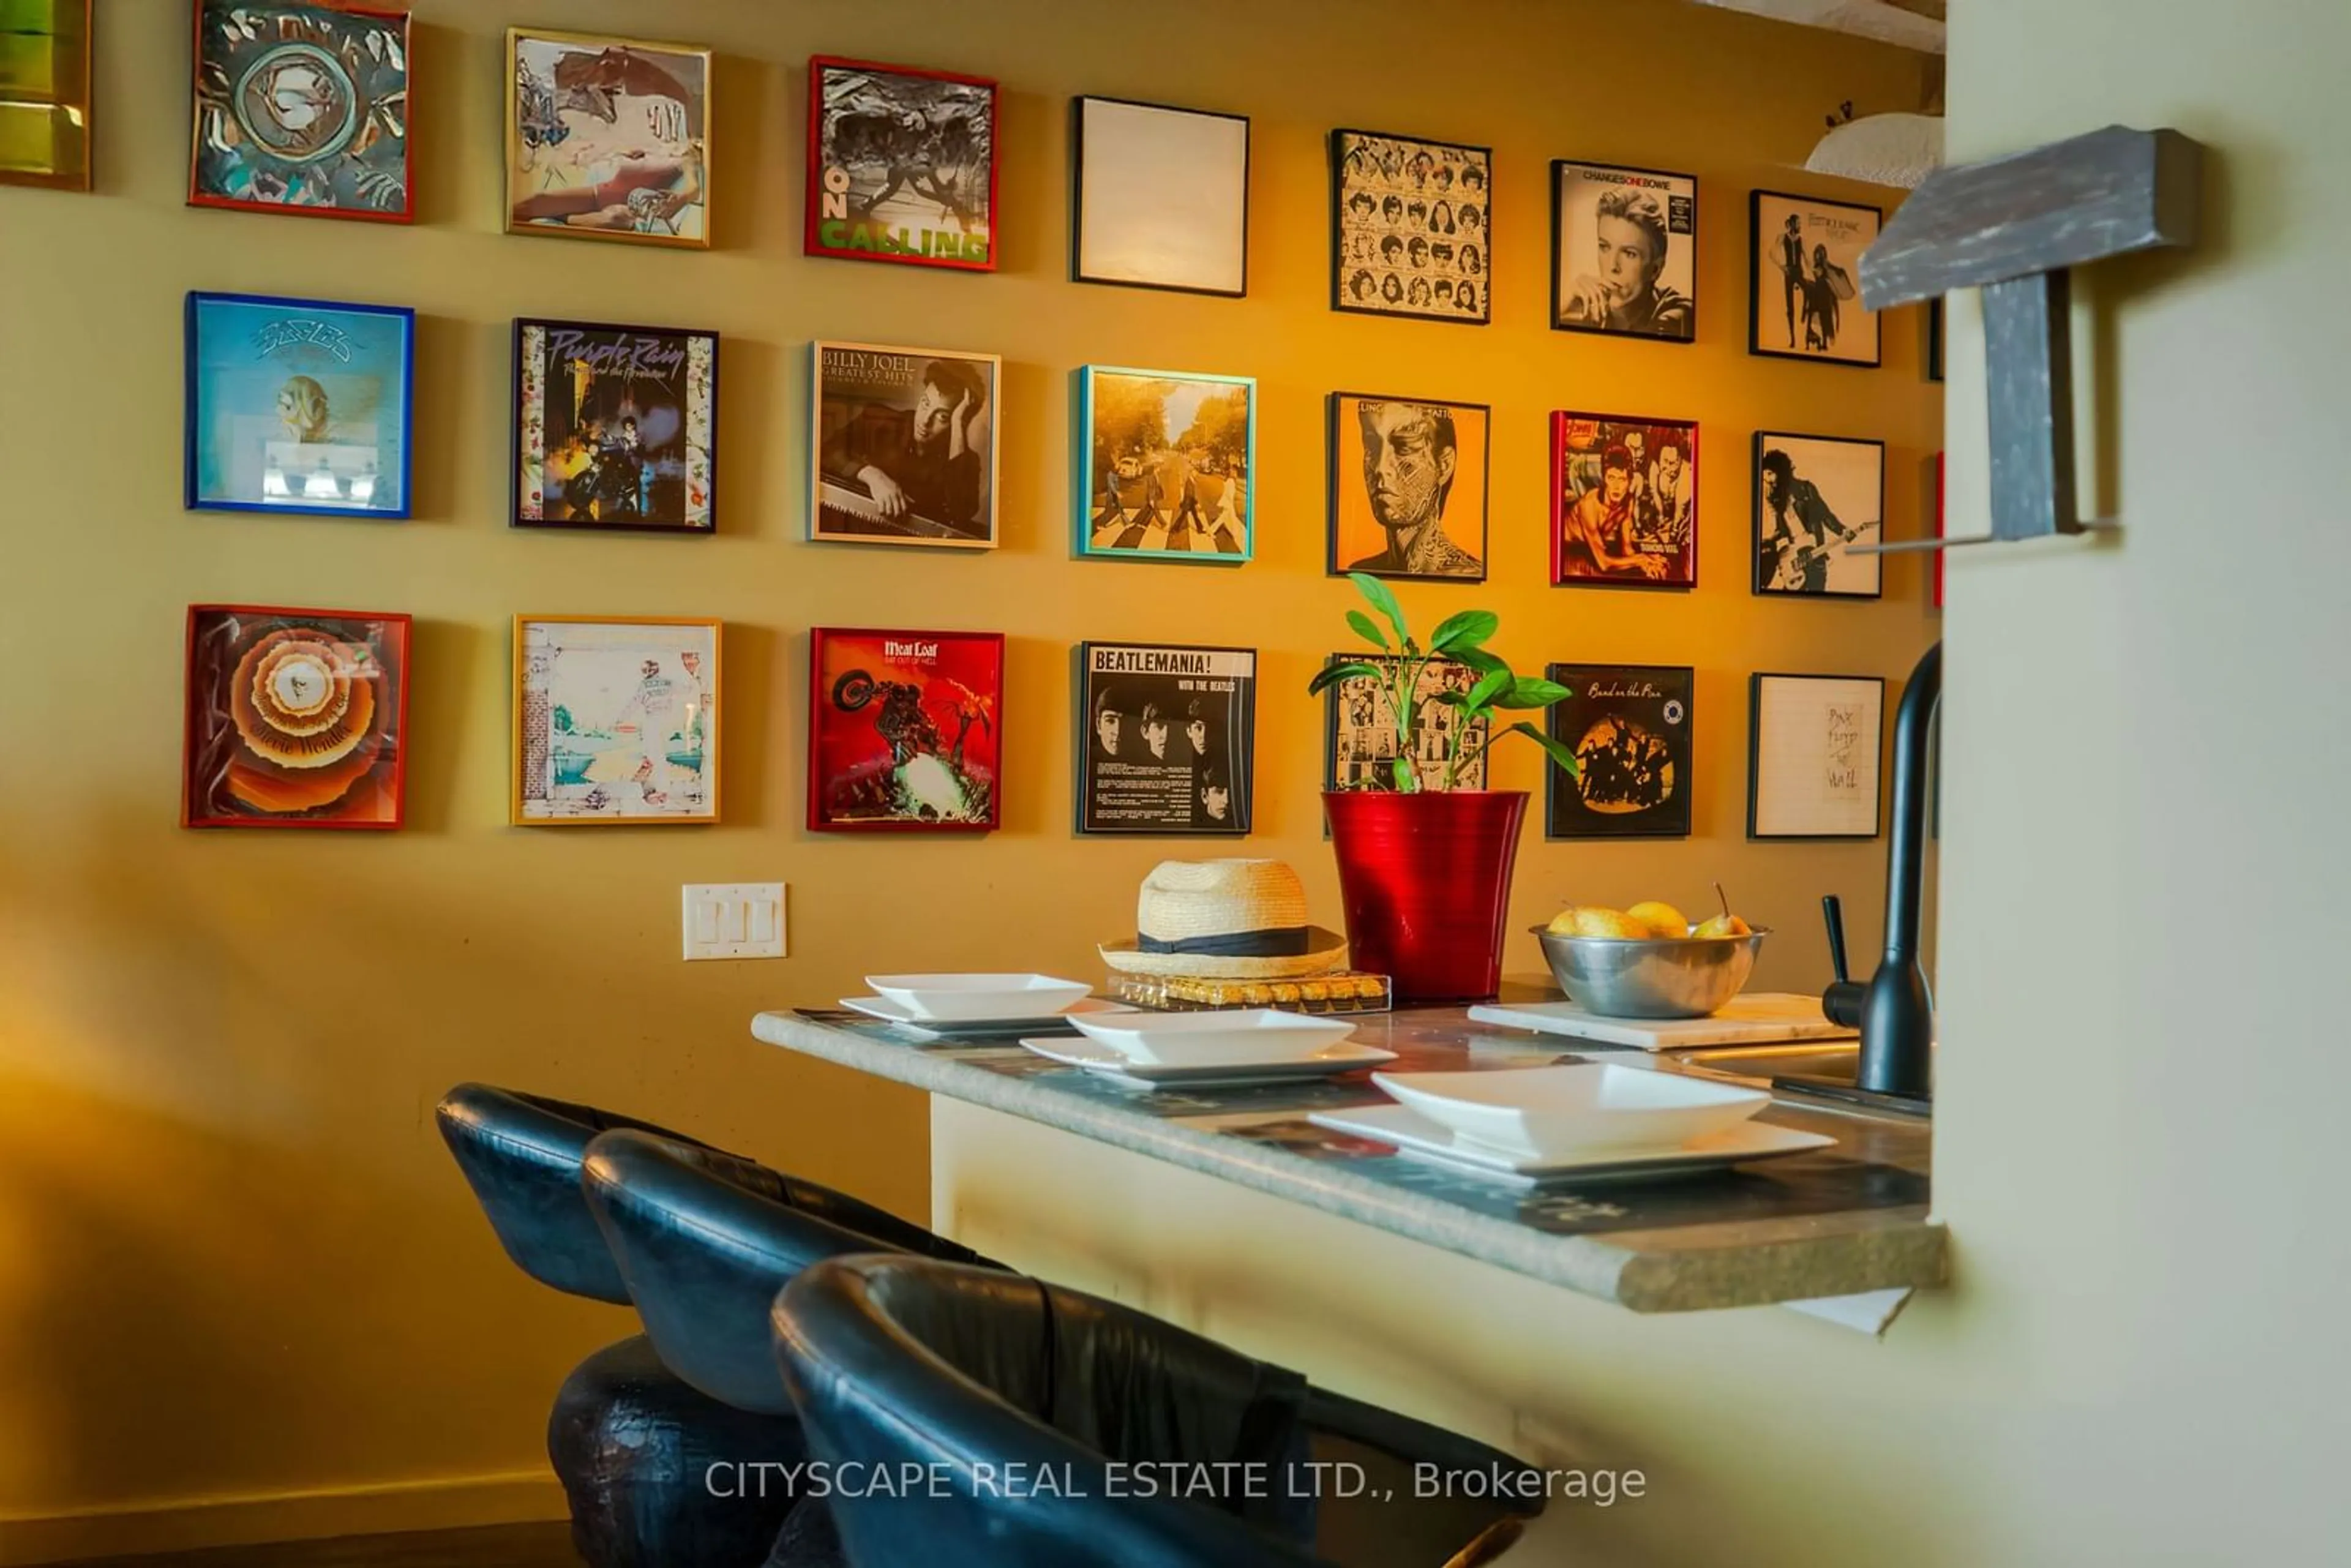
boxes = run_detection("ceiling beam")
[1685,0,1948,53]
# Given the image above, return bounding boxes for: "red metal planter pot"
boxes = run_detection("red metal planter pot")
[1324,790,1528,1004]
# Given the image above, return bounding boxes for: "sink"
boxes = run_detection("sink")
[1676,1040,1931,1118]
[1676,1041,1862,1084]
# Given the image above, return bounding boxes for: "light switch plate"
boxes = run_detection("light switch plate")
[682,883,787,961]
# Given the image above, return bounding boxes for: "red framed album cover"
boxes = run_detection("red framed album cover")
[808,628,1003,831]
[182,604,411,829]
[187,2,414,223]
[1548,410,1698,589]
[805,56,998,271]
[1934,451,1946,608]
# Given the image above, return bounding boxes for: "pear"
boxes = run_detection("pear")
[1545,906,1586,936]
[1626,901,1690,939]
[1694,881,1752,939]
[1569,906,1651,940]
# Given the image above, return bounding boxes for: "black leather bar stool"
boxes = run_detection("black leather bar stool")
[434,1085,804,1568]
[581,1127,992,1412]
[771,1253,1547,1568]
[579,1127,997,1567]
[438,1084,697,1303]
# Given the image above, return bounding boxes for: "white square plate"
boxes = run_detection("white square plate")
[1021,1035,1396,1090]
[863,973,1093,1022]
[841,995,1135,1039]
[1308,1102,1834,1185]
[1067,1008,1357,1066]
[1371,1063,1767,1160]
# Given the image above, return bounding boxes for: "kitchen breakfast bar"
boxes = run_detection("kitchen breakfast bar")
[752,1003,1943,1315]
[752,1000,1946,1559]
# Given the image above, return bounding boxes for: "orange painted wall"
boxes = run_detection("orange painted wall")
[0,0,1937,1556]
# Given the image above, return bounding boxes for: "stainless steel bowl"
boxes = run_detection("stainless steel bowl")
[1529,926,1770,1019]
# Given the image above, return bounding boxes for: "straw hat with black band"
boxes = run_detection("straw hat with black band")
[1099,860,1348,980]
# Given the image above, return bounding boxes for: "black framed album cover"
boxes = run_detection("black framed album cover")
[1331,129,1490,324]
[1544,664,1693,839]
[1750,189,1882,367]
[1326,392,1490,582]
[1074,641,1256,835]
[1753,431,1885,599]
[514,317,718,533]
[1072,96,1250,296]
[1323,654,1487,793]
[1551,160,1697,343]
[1748,672,1885,840]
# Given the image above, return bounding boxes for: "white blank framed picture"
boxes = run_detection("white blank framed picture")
[1072,96,1250,296]
[1748,672,1885,839]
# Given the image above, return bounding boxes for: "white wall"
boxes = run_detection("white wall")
[1934,0,2351,1559]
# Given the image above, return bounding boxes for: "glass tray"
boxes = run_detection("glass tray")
[1106,970,1393,1014]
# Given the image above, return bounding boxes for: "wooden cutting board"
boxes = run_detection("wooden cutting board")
[1465,993,1857,1051]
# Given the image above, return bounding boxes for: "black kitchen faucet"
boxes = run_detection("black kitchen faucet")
[1805,640,1940,1115]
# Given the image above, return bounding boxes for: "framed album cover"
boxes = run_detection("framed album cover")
[1072,96,1248,296]
[1330,129,1490,323]
[1076,642,1256,836]
[1076,366,1254,562]
[1549,411,1697,588]
[811,341,1000,547]
[0,0,92,191]
[1750,189,1882,366]
[808,56,996,270]
[1753,431,1885,598]
[809,629,1003,831]
[1543,664,1693,839]
[184,291,414,517]
[189,1,411,220]
[505,29,709,247]
[1933,451,1946,608]
[1324,655,1487,792]
[182,604,410,829]
[1749,672,1884,840]
[514,319,717,533]
[1327,393,1487,582]
[512,615,719,826]
[1551,160,1695,342]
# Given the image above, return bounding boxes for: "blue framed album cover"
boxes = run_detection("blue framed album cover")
[1073,364,1254,563]
[185,291,416,517]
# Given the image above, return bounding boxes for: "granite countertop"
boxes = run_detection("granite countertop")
[751,1005,1943,1315]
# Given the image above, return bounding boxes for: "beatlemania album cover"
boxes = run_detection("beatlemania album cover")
[1076,642,1256,835]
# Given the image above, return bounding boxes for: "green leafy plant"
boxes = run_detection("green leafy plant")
[1307,574,1583,793]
